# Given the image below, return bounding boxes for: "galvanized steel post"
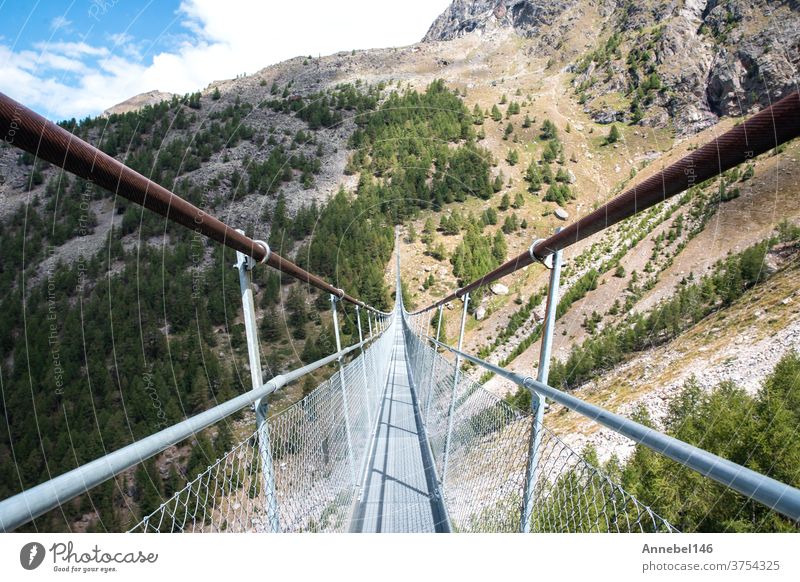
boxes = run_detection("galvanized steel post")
[331,294,357,482]
[235,236,280,533]
[424,304,444,426]
[520,238,564,533]
[442,293,470,488]
[355,306,373,425]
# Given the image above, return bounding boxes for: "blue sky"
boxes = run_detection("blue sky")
[0,0,451,120]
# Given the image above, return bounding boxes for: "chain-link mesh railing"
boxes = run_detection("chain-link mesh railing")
[403,316,676,533]
[130,322,394,533]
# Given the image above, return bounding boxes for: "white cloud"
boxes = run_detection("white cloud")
[49,16,72,32]
[0,0,451,119]
[32,41,109,59]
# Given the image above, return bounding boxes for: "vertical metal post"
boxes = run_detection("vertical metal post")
[520,242,563,533]
[441,292,469,488]
[331,294,356,483]
[235,236,279,533]
[355,306,372,425]
[424,304,444,426]
[366,310,379,393]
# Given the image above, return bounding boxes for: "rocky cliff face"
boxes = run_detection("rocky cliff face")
[425,0,800,135]
[423,0,578,42]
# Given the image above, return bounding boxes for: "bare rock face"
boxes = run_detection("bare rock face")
[423,0,577,42]
[428,1,799,136]
[705,13,800,118]
[626,0,798,134]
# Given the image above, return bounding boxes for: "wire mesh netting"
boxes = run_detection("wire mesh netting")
[130,322,394,533]
[130,311,674,534]
[403,315,676,533]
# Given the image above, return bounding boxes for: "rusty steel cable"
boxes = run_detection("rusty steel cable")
[0,91,383,313]
[412,90,800,314]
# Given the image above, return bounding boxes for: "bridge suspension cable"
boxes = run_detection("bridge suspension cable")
[411,90,800,314]
[0,92,386,314]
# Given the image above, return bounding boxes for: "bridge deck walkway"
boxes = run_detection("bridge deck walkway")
[350,322,445,533]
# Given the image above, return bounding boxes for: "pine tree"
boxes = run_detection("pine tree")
[540,119,558,140]
[492,230,507,262]
[506,149,519,166]
[525,161,542,192]
[499,193,510,211]
[502,214,519,234]
[260,307,281,341]
[606,124,621,144]
[541,164,554,184]
[492,173,504,192]
[472,103,484,124]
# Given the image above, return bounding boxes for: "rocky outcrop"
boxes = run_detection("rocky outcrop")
[427,0,799,135]
[705,8,800,118]
[423,0,577,42]
[102,90,174,117]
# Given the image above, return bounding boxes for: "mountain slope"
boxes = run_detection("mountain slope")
[0,0,798,531]
[426,0,800,134]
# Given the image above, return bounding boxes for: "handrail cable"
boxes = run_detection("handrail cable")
[0,335,378,532]
[411,90,800,314]
[427,337,800,522]
[0,92,387,315]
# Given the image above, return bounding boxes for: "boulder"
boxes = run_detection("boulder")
[475,305,487,320]
[490,283,509,295]
[554,207,569,220]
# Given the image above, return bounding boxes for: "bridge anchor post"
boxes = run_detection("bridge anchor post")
[442,292,469,489]
[520,234,564,533]
[235,234,280,533]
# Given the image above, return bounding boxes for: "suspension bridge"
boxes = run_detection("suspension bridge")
[0,91,799,533]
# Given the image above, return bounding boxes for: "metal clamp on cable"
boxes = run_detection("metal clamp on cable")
[254,239,271,264]
[334,288,345,300]
[529,239,555,269]
[233,229,257,271]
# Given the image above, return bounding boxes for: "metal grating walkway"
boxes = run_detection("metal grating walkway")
[350,320,447,532]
